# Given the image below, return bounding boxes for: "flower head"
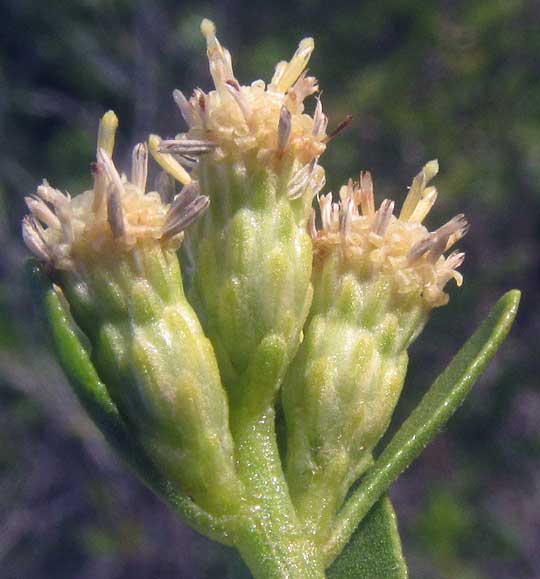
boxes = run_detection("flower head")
[22,111,209,271]
[151,19,327,201]
[309,161,468,307]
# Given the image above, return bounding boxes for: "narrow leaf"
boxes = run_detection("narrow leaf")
[325,290,520,565]
[27,261,127,441]
[327,496,407,579]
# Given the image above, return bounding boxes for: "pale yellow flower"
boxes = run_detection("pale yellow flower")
[309,161,468,307]
[22,111,208,271]
[151,18,327,201]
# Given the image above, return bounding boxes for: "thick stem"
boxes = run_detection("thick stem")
[232,407,325,579]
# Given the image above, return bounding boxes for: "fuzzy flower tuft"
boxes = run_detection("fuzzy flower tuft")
[153,19,328,200]
[22,111,208,271]
[309,160,469,307]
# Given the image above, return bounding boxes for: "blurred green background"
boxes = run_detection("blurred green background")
[1,0,539,577]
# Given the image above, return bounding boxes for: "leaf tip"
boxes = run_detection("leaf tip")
[505,288,521,308]
[497,289,521,326]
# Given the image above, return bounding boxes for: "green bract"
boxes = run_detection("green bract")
[283,261,413,546]
[190,164,314,391]
[60,246,241,516]
[22,19,520,579]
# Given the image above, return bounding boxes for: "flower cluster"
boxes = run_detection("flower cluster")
[20,19,472,579]
[309,161,468,307]
[170,19,326,161]
[151,18,327,204]
[23,111,208,272]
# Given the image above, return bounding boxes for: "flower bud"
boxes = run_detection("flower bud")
[282,162,468,541]
[151,21,328,400]
[22,112,240,516]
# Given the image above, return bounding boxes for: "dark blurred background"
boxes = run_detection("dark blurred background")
[1,1,539,577]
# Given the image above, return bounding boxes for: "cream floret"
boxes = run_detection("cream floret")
[154,19,328,200]
[309,161,468,307]
[22,111,208,271]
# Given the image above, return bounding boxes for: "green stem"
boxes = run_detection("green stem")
[232,407,325,579]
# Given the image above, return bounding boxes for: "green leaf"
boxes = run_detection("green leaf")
[27,260,126,446]
[327,496,407,579]
[324,290,521,565]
